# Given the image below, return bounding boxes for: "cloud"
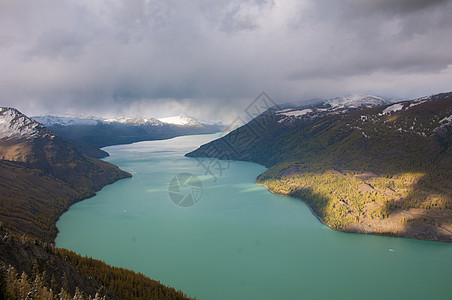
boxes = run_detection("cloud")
[347,0,450,15]
[0,0,452,122]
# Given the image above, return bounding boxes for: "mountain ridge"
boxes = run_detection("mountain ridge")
[33,113,218,127]
[33,113,225,148]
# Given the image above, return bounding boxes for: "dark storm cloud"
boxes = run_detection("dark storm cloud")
[348,0,450,14]
[0,0,451,122]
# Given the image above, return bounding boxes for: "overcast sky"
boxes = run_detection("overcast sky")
[1,0,452,122]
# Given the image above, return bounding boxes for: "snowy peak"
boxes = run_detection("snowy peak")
[158,114,202,126]
[380,103,405,115]
[351,92,452,138]
[103,117,162,125]
[32,115,164,126]
[377,92,452,117]
[33,113,216,128]
[0,107,49,140]
[276,95,391,124]
[32,115,99,127]
[325,95,391,109]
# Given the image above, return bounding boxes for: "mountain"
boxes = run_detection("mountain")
[0,107,131,242]
[34,115,164,127]
[274,94,391,111]
[187,94,393,162]
[32,115,100,127]
[324,94,390,109]
[33,114,224,148]
[0,107,191,299]
[186,92,452,242]
[275,95,391,124]
[158,114,203,126]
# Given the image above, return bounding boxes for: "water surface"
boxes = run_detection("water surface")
[56,134,452,299]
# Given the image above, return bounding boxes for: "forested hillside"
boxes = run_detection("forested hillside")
[0,108,131,242]
[0,227,190,299]
[0,108,191,299]
[187,92,452,242]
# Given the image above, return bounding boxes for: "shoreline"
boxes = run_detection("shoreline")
[52,173,131,244]
[255,181,334,230]
[256,180,452,243]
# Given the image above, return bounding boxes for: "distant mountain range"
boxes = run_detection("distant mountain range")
[187,93,452,242]
[32,114,225,149]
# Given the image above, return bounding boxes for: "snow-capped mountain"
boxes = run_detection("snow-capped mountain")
[32,114,204,127]
[32,115,163,127]
[32,115,100,127]
[324,95,390,109]
[276,95,392,124]
[0,107,51,140]
[0,107,107,162]
[103,117,163,125]
[266,91,449,137]
[158,114,202,126]
[0,107,130,244]
[31,112,224,148]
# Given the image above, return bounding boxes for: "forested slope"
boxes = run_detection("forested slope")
[0,107,191,299]
[187,92,452,241]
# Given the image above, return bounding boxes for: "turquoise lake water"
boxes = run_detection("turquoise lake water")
[56,133,452,299]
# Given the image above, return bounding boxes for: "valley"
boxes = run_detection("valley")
[2,1,452,298]
[1,92,451,299]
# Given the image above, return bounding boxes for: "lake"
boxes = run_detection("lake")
[56,133,452,299]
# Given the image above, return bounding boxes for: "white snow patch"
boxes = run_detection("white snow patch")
[381,103,404,115]
[440,115,452,124]
[325,95,389,109]
[158,114,200,126]
[276,108,294,113]
[434,114,452,133]
[409,100,428,108]
[277,109,312,117]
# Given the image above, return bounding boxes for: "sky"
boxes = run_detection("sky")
[1,0,452,122]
